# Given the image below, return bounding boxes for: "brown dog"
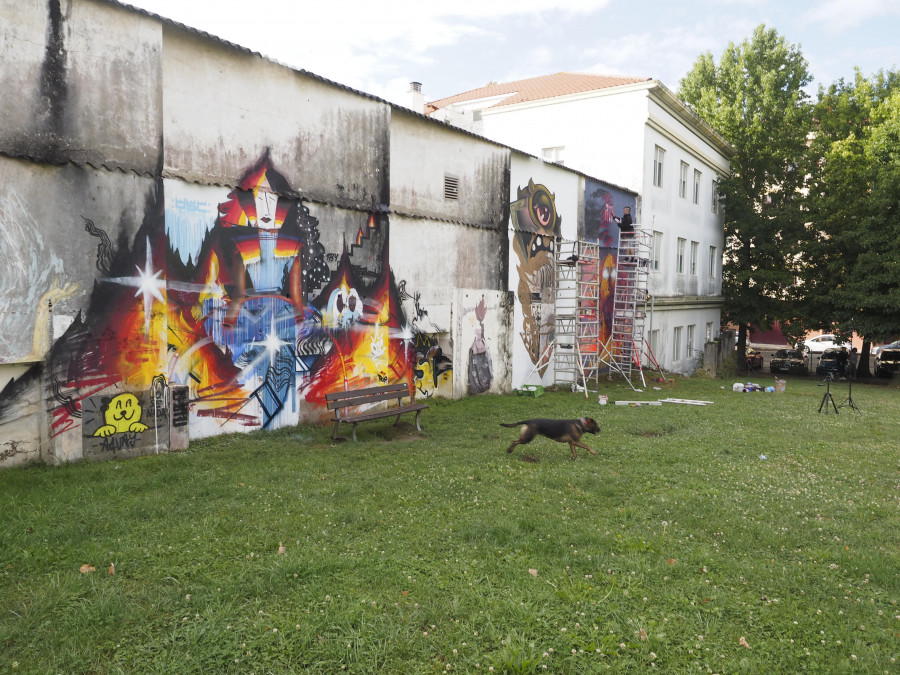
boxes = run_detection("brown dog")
[500,417,600,458]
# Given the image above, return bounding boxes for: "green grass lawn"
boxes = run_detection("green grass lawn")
[1,376,898,673]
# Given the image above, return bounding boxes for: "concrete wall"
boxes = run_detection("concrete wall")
[0,0,526,468]
[390,110,509,230]
[0,0,163,173]
[162,26,390,208]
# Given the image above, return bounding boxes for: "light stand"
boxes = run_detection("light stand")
[818,374,838,414]
[838,371,861,413]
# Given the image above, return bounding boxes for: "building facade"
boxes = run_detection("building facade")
[426,73,734,373]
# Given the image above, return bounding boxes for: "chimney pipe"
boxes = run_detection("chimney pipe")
[408,81,425,114]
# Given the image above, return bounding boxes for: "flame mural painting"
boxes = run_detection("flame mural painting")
[584,178,637,361]
[165,154,422,436]
[19,152,438,457]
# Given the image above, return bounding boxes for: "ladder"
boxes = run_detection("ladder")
[554,240,601,393]
[602,228,656,390]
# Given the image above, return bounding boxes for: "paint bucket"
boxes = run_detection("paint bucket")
[598,394,608,405]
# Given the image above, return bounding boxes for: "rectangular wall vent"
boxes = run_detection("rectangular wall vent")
[444,174,459,200]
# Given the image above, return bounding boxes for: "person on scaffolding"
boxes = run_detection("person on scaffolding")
[614,206,633,234]
[614,206,635,257]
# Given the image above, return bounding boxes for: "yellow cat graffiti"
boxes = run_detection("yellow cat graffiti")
[93,393,149,437]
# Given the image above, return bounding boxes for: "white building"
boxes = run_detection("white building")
[424,73,735,373]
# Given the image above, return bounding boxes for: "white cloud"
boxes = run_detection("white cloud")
[803,0,900,33]
[582,16,759,86]
[123,0,612,101]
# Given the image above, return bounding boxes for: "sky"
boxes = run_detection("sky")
[120,0,900,108]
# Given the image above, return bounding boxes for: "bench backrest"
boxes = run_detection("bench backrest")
[325,383,413,410]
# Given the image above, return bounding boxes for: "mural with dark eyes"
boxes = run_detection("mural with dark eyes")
[510,180,560,374]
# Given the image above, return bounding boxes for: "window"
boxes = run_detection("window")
[687,324,695,357]
[542,146,565,165]
[708,246,717,278]
[443,173,459,200]
[651,231,663,271]
[653,146,665,187]
[690,241,699,275]
[711,180,719,213]
[706,322,714,342]
[673,326,683,362]
[679,161,688,198]
[677,238,686,274]
[649,329,660,359]
[693,169,701,204]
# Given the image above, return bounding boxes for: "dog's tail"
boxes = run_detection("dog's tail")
[499,421,526,428]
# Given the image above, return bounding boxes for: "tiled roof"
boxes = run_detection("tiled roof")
[426,72,651,112]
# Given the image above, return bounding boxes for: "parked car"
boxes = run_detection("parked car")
[873,346,900,377]
[769,348,808,375]
[871,340,900,356]
[816,348,849,377]
[798,334,847,354]
[745,347,764,370]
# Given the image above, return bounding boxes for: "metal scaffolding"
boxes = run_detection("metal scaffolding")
[553,240,601,394]
[600,228,663,390]
[546,232,663,395]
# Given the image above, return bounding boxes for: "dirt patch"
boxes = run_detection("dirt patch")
[633,425,676,438]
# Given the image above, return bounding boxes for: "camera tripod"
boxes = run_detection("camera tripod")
[818,375,838,414]
[838,372,861,413]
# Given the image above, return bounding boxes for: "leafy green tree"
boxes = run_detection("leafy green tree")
[679,25,813,368]
[802,73,900,375]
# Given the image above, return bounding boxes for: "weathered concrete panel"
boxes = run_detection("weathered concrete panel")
[0,363,45,468]
[390,111,509,228]
[0,0,163,173]
[452,289,514,398]
[162,28,390,209]
[390,213,511,399]
[390,214,508,295]
[0,155,157,364]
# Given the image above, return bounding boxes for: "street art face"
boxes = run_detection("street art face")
[94,392,147,437]
[510,180,560,375]
[9,151,448,458]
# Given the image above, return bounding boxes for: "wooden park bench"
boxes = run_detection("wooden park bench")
[325,382,428,441]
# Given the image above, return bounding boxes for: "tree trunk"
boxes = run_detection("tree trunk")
[737,323,748,374]
[856,341,872,378]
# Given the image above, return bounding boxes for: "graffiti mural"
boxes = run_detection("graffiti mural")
[396,279,453,399]
[467,295,493,394]
[82,389,169,459]
[510,180,560,376]
[584,179,636,354]
[0,186,73,362]
[3,151,433,457]
[164,153,418,435]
